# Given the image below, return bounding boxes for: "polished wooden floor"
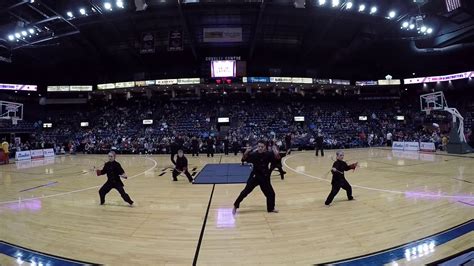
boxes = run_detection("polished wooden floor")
[0,148,473,265]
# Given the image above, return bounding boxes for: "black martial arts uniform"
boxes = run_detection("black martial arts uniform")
[96,161,133,205]
[324,160,356,205]
[191,138,199,157]
[234,150,280,212]
[270,152,287,180]
[232,140,240,156]
[315,135,324,157]
[285,134,292,154]
[223,138,229,155]
[170,141,179,161]
[171,154,193,182]
[206,138,215,157]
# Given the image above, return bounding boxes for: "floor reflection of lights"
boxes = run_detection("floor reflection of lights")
[15,253,48,266]
[216,208,235,228]
[404,240,436,262]
[0,199,42,213]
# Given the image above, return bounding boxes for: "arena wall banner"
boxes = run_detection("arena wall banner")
[270,77,292,83]
[392,141,405,150]
[43,148,55,158]
[203,28,242,43]
[0,83,37,91]
[392,141,419,152]
[115,82,135,88]
[314,79,331,85]
[404,71,473,84]
[31,149,45,160]
[420,142,436,152]
[355,80,378,86]
[243,77,270,83]
[168,30,183,51]
[70,85,93,91]
[177,78,200,84]
[292,77,313,84]
[156,79,178,85]
[403,142,420,151]
[377,79,401,85]
[140,32,155,54]
[332,79,351,85]
[205,56,241,61]
[15,151,31,161]
[97,83,116,90]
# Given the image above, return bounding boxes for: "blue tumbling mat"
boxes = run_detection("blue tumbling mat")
[193,163,253,184]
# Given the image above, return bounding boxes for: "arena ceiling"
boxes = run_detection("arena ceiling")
[0,0,473,84]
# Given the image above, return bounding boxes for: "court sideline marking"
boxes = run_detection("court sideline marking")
[282,153,474,199]
[0,156,158,205]
[192,184,215,266]
[192,155,222,265]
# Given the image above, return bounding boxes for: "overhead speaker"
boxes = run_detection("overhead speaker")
[134,0,148,11]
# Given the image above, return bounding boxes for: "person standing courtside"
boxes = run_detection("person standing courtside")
[232,137,240,156]
[315,131,324,157]
[191,136,200,157]
[233,140,281,214]
[170,137,179,162]
[223,136,230,155]
[95,151,134,206]
[386,131,393,147]
[206,137,215,157]
[285,133,292,154]
[324,150,357,206]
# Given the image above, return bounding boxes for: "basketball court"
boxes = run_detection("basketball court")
[0,148,472,265]
[1,0,474,265]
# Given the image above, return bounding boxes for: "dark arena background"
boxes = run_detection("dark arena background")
[0,0,473,265]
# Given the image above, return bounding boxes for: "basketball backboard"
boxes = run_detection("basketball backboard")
[0,101,23,122]
[420,92,446,115]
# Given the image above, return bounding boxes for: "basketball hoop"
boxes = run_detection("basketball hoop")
[1,101,23,122]
[425,108,432,116]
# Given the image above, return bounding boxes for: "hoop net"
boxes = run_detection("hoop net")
[425,108,432,116]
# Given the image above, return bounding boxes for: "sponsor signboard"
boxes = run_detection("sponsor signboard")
[420,142,436,152]
[392,141,405,150]
[31,149,45,159]
[43,148,55,157]
[15,151,31,161]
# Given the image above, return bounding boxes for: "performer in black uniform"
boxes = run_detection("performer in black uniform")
[325,150,358,206]
[223,136,230,155]
[171,149,194,183]
[267,140,286,180]
[170,138,179,161]
[285,133,292,154]
[315,132,324,157]
[206,137,215,157]
[270,152,287,180]
[240,139,248,165]
[232,138,240,156]
[95,151,134,206]
[191,136,200,157]
[233,140,280,214]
